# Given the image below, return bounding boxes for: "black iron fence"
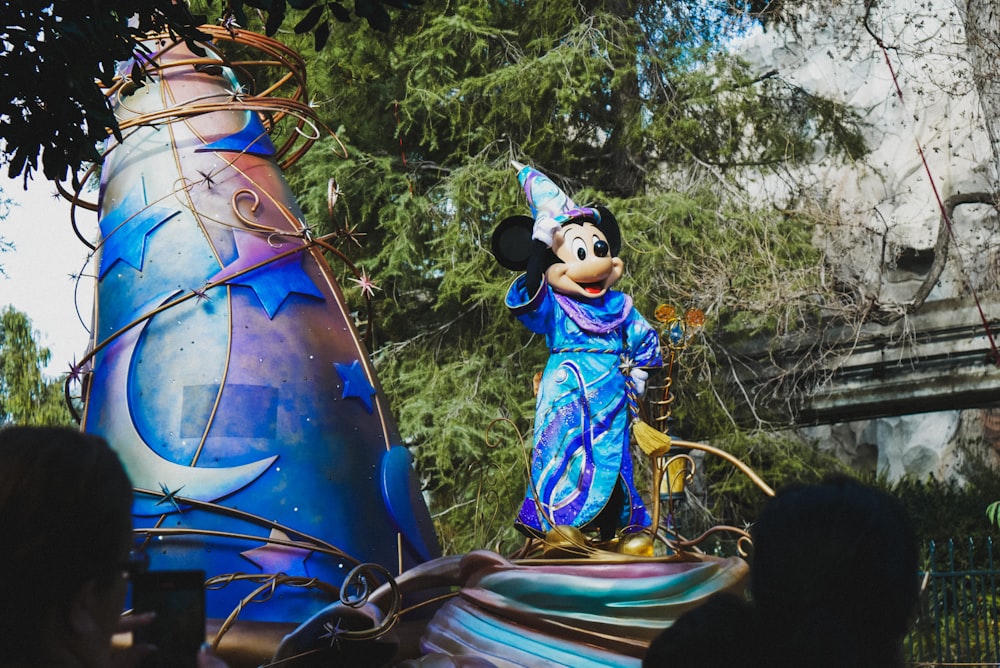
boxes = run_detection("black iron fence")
[906,538,1000,667]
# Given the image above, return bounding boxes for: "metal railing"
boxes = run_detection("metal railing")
[906,538,1000,667]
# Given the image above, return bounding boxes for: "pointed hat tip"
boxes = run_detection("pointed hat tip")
[510,160,526,171]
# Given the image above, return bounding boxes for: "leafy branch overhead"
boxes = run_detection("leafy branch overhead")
[0,0,421,189]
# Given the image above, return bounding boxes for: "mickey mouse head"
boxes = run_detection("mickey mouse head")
[491,162,622,299]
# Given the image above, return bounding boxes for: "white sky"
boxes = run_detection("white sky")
[0,175,98,377]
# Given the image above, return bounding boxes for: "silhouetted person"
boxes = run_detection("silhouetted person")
[752,475,918,668]
[0,426,228,668]
[644,475,919,668]
[643,592,758,667]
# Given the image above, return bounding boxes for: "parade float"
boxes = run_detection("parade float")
[66,26,773,667]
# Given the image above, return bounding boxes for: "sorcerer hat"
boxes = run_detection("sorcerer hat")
[513,160,601,228]
[492,162,619,271]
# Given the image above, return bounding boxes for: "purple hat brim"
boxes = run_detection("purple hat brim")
[553,207,601,226]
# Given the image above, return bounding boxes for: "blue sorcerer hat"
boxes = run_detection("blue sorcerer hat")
[512,160,601,228]
[492,162,619,271]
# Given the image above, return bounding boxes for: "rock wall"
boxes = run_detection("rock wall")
[735,0,1000,481]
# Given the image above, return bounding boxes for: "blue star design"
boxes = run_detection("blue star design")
[155,482,185,514]
[196,112,277,157]
[98,178,181,279]
[335,360,376,413]
[209,230,324,319]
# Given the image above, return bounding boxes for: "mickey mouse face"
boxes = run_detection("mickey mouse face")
[546,221,623,300]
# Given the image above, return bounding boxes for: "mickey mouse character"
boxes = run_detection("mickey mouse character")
[492,162,662,542]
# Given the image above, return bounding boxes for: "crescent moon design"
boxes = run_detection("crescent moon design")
[86,293,278,516]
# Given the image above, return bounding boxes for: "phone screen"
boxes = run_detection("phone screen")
[132,570,206,668]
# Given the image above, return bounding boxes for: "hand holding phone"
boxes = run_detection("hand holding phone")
[131,570,206,668]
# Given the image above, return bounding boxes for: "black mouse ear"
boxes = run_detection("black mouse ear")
[595,206,621,256]
[491,215,536,270]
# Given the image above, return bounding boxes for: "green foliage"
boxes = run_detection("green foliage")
[3,0,417,188]
[987,500,1000,530]
[247,0,870,554]
[698,431,848,527]
[882,464,1000,557]
[1,1,209,186]
[0,307,74,427]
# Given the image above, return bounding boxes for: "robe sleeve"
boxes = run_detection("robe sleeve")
[505,274,554,336]
[629,311,663,368]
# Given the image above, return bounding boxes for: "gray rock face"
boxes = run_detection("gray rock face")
[734,1,999,481]
[803,412,962,482]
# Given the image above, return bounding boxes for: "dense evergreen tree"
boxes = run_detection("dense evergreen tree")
[257,0,861,552]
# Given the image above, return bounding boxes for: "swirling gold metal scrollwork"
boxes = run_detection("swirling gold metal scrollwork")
[231,188,261,227]
[334,563,403,640]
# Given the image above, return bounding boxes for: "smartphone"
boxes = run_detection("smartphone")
[131,570,206,668]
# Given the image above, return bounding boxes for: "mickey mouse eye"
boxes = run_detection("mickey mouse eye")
[572,237,588,261]
[593,237,609,258]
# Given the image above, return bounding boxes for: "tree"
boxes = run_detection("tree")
[0,307,74,426]
[263,0,860,552]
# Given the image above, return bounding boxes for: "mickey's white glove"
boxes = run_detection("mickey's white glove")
[631,367,649,397]
[532,216,560,247]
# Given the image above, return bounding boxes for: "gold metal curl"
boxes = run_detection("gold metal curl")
[324,563,403,642]
[670,439,775,498]
[230,188,264,228]
[660,452,695,496]
[666,525,754,557]
[56,23,347,217]
[203,573,340,651]
[339,563,397,612]
[292,119,322,141]
[485,417,524,451]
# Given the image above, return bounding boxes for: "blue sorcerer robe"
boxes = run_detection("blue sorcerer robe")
[507,275,663,535]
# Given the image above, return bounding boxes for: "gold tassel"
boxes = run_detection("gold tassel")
[632,418,672,457]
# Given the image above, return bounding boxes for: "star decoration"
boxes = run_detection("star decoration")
[240,529,313,577]
[349,269,381,299]
[209,230,324,319]
[296,222,314,243]
[196,170,216,189]
[67,356,92,384]
[228,84,247,103]
[192,285,211,302]
[619,356,637,377]
[334,360,376,413]
[318,618,345,648]
[218,12,241,35]
[327,178,341,212]
[97,178,181,279]
[337,223,366,248]
[196,113,276,157]
[155,482,185,514]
